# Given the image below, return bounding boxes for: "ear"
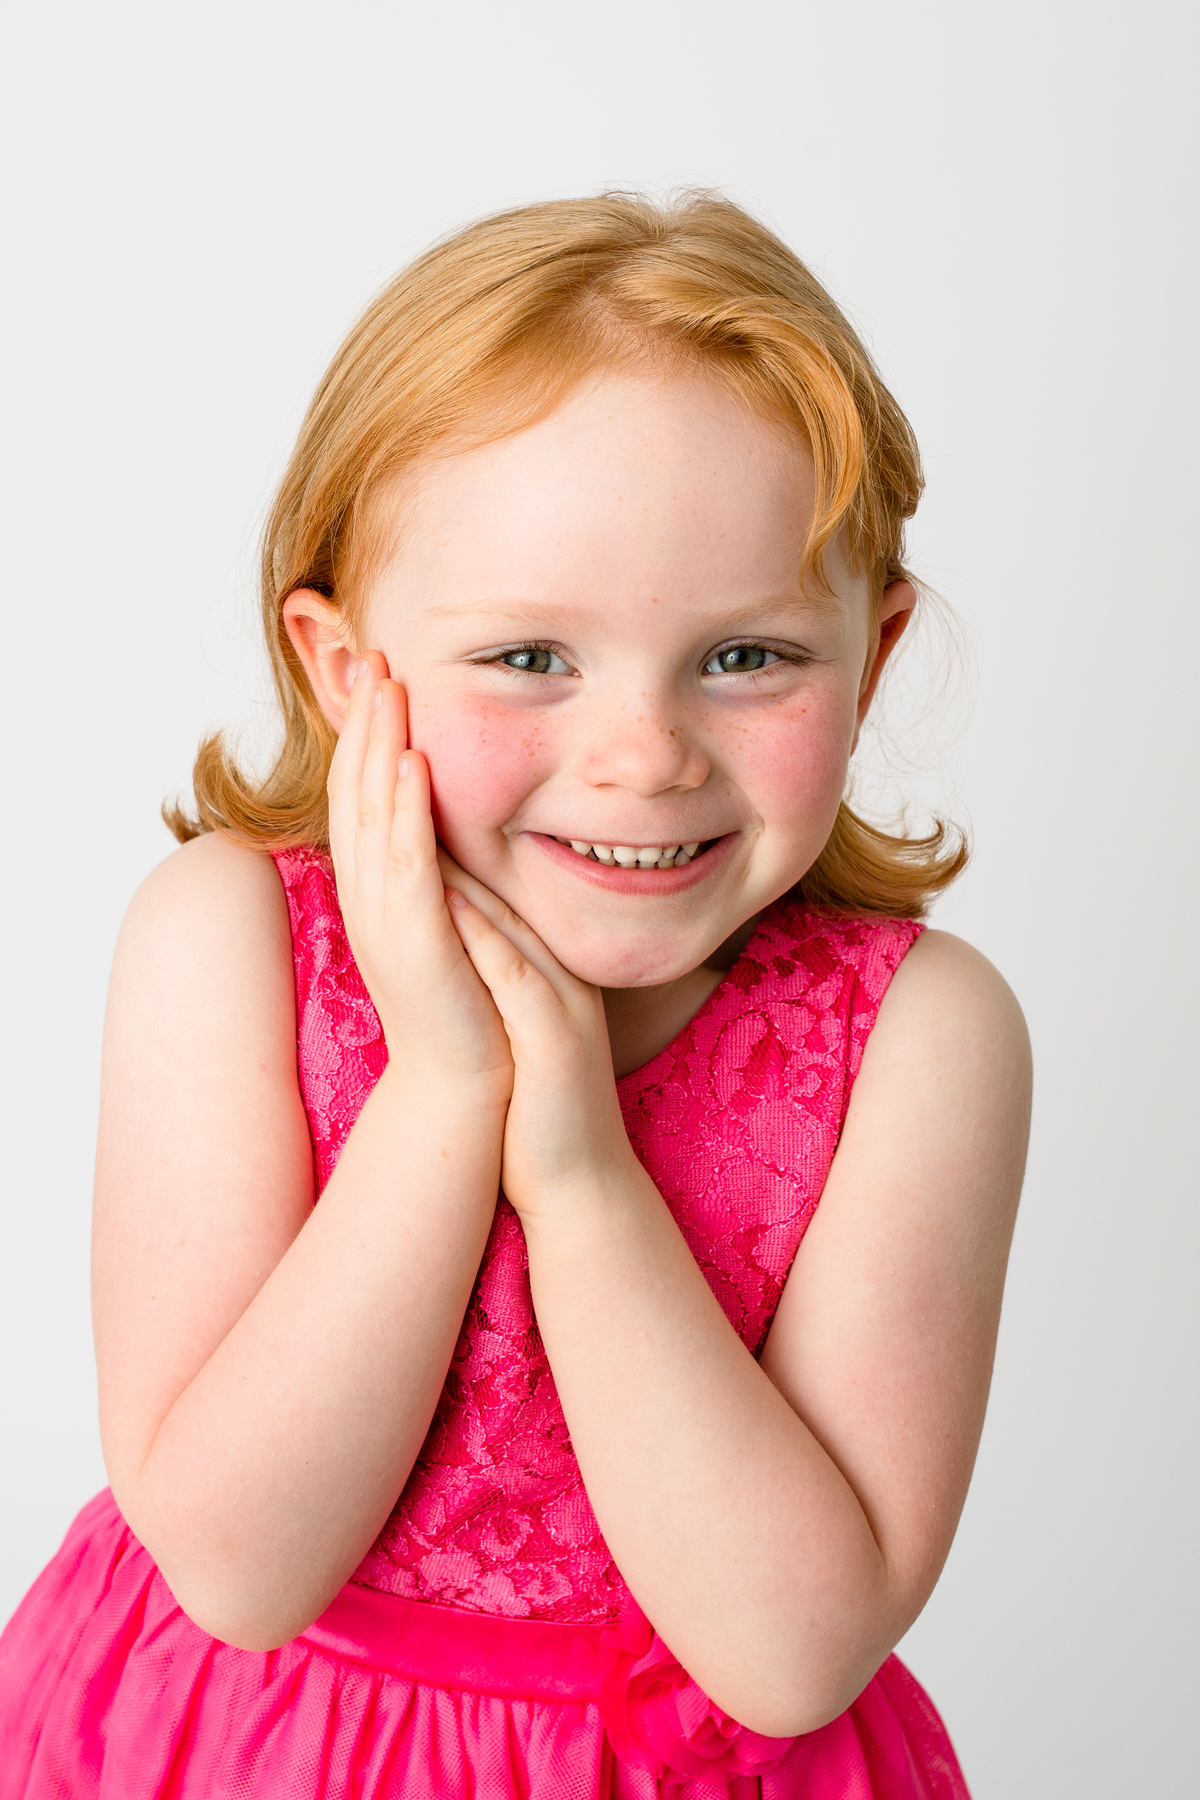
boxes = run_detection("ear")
[282,590,362,735]
[854,580,917,738]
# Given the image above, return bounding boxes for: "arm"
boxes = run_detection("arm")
[446,898,1031,1735]
[95,664,513,1649]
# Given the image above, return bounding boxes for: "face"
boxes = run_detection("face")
[288,369,912,990]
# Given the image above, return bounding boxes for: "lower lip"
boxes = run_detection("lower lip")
[526,832,737,894]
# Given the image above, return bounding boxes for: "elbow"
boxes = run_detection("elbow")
[700,1630,901,1738]
[113,1485,327,1653]
[719,1568,926,1734]
[710,1680,866,1741]
[161,1568,325,1653]
[776,1670,881,1737]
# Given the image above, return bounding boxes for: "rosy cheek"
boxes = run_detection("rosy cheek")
[702,690,852,822]
[407,692,556,853]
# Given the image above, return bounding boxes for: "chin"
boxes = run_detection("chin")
[543,933,709,990]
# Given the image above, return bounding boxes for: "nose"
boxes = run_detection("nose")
[577,689,710,797]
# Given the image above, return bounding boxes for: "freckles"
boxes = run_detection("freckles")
[709,697,847,789]
[417,698,560,844]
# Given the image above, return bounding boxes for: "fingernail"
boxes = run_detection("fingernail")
[398,755,411,778]
[448,889,469,910]
[352,659,367,681]
[372,689,382,709]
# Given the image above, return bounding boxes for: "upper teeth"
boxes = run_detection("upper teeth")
[561,840,702,869]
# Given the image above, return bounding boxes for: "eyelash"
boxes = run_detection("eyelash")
[479,641,811,680]
[482,643,573,677]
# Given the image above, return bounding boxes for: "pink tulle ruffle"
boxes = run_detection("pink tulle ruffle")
[0,1491,972,1799]
[599,1597,794,1780]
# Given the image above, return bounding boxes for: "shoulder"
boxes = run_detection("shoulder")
[111,833,294,1033]
[121,832,290,961]
[126,829,286,928]
[838,927,1032,1221]
[758,909,1030,1135]
[872,927,1031,1079]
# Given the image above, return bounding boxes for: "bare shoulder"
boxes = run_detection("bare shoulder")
[871,926,1032,1094]
[101,831,302,1199]
[122,829,289,953]
[111,831,294,1025]
[102,829,300,1138]
[835,925,1033,1246]
[103,827,300,1124]
[886,925,1028,1024]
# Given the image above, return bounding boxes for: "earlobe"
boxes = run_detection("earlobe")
[282,590,360,735]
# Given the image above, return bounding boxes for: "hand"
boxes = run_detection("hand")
[326,655,514,1102]
[441,868,640,1216]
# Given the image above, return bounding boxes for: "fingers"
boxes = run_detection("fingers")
[445,886,607,1070]
[355,678,409,892]
[327,653,390,886]
[445,891,560,1039]
[328,662,438,919]
[389,743,441,888]
[440,855,581,1000]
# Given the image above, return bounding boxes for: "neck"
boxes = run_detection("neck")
[601,913,762,1079]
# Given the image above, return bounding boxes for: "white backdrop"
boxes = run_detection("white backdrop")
[2,3,1196,1793]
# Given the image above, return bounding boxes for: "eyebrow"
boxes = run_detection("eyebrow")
[424,591,843,628]
[424,600,592,627]
[719,590,844,624]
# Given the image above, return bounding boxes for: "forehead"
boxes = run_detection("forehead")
[367,369,834,621]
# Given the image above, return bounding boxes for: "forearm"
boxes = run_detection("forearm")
[123,1065,503,1648]
[523,1165,893,1735]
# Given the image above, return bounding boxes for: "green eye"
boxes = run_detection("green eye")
[704,645,779,675]
[500,646,570,675]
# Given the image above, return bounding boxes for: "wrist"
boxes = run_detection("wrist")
[374,1059,513,1122]
[508,1146,650,1233]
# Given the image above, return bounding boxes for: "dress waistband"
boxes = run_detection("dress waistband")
[300,1577,798,1783]
[301,1580,609,1702]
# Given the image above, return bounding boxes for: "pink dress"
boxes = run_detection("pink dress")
[0,849,971,1799]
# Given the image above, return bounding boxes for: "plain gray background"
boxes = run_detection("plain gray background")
[2,2,1196,1793]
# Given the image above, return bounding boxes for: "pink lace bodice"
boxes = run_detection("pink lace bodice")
[273,849,921,1627]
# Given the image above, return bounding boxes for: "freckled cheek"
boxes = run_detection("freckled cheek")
[706,695,852,827]
[406,696,559,849]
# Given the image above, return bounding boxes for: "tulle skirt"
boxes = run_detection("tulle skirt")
[0,1491,970,1799]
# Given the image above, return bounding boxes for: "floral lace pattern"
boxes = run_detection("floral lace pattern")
[273,848,921,1626]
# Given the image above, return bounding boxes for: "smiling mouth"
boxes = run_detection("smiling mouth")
[551,836,718,870]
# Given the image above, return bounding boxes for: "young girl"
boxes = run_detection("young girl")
[0,192,1030,1799]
